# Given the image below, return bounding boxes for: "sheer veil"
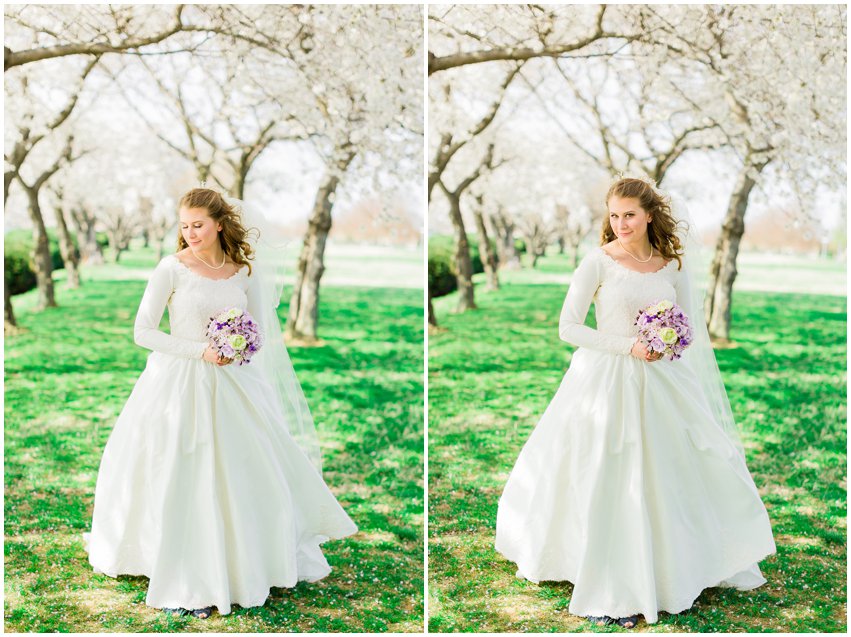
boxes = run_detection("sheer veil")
[668,193,746,459]
[225,196,324,473]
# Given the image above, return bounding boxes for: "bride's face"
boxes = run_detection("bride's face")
[179,207,222,252]
[607,196,652,245]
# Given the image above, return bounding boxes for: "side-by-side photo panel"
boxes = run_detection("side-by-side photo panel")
[5,4,424,632]
[428,3,845,633]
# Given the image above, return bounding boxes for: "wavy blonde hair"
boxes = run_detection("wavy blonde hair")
[601,177,686,270]
[177,188,257,276]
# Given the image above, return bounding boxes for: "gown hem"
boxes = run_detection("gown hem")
[497,544,776,623]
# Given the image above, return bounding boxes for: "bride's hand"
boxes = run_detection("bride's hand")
[203,345,233,366]
[630,340,663,362]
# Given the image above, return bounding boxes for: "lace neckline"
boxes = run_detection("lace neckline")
[171,255,246,283]
[598,247,674,275]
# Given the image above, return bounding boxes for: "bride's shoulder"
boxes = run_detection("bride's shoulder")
[600,240,618,253]
[580,243,607,257]
[152,253,188,279]
[152,252,178,268]
[597,241,623,262]
[151,252,178,270]
[583,243,608,264]
[598,240,627,261]
[172,249,192,265]
[571,245,606,276]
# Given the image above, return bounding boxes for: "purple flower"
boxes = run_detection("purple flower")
[633,300,693,362]
[205,306,264,365]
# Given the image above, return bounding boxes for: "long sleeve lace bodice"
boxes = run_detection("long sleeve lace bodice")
[558,247,682,355]
[133,255,252,359]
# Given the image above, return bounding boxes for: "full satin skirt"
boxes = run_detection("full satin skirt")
[86,351,358,614]
[494,348,776,623]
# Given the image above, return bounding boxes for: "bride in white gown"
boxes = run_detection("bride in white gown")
[495,177,776,628]
[85,188,357,618]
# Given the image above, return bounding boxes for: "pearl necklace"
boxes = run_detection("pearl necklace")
[192,249,227,270]
[617,238,653,263]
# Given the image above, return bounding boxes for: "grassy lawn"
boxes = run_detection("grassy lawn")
[4,246,424,633]
[428,252,846,633]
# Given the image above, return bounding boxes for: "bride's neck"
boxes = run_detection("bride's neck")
[190,245,226,264]
[618,237,653,259]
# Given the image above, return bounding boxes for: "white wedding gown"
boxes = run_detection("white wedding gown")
[85,254,358,614]
[495,247,776,624]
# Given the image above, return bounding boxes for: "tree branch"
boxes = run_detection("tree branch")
[429,63,523,200]
[428,5,634,74]
[4,5,187,70]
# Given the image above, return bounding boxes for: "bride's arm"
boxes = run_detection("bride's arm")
[133,258,209,359]
[558,253,637,355]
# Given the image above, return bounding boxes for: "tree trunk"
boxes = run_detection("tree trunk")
[151,218,175,264]
[492,210,521,270]
[705,161,765,340]
[108,235,124,264]
[473,198,499,291]
[557,236,565,254]
[527,241,540,268]
[71,206,103,265]
[286,157,352,342]
[526,233,545,269]
[536,237,547,267]
[53,203,81,288]
[572,243,581,269]
[427,170,440,204]
[5,170,15,203]
[444,190,477,312]
[5,272,17,327]
[234,168,247,200]
[3,170,18,326]
[88,235,104,264]
[23,186,57,309]
[428,290,437,327]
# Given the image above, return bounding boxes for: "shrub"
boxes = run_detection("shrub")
[428,235,488,298]
[4,229,66,295]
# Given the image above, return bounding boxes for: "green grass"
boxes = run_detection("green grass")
[428,253,846,633]
[4,247,424,633]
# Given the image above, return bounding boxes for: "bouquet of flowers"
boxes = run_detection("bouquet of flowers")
[634,300,693,361]
[205,307,263,365]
